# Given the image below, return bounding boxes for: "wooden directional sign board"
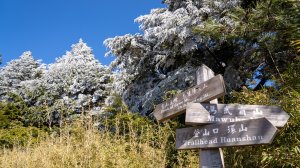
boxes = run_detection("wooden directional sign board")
[185,103,290,127]
[176,118,278,150]
[153,74,226,122]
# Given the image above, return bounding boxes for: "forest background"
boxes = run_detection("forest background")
[0,0,299,167]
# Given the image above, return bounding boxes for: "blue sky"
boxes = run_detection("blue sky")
[0,0,165,66]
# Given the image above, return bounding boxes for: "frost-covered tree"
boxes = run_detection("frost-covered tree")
[0,51,45,101]
[105,0,241,80]
[104,0,244,114]
[41,39,110,110]
[104,0,298,115]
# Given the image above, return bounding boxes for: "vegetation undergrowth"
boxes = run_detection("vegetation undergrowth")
[1,56,299,167]
[223,56,300,167]
[0,95,199,168]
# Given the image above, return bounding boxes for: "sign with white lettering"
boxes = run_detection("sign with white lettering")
[185,103,290,127]
[176,118,278,149]
[153,75,226,122]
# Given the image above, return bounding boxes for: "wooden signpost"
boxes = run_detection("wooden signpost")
[153,74,226,122]
[195,65,224,168]
[185,103,290,127]
[176,118,278,149]
[153,64,289,167]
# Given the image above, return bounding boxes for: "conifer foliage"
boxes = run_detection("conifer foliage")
[0,51,45,101]
[0,39,111,126]
[105,0,299,114]
[41,39,110,108]
[0,1,299,167]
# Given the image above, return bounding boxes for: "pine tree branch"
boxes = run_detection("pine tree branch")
[264,42,285,82]
[204,46,225,70]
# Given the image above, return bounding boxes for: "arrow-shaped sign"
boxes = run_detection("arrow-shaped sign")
[153,75,226,122]
[185,103,290,127]
[176,118,278,150]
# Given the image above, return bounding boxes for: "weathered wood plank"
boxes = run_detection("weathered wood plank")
[185,102,213,125]
[195,65,225,168]
[176,118,278,149]
[200,148,224,168]
[185,103,290,127]
[153,74,226,122]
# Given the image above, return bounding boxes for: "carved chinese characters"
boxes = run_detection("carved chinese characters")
[185,103,290,127]
[176,118,278,149]
[153,75,226,122]
[152,65,289,167]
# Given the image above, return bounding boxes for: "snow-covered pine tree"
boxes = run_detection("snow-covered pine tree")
[104,0,242,115]
[0,51,45,102]
[41,39,110,111]
[104,0,298,115]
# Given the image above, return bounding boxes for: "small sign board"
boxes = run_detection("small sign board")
[185,103,290,127]
[153,75,226,122]
[176,118,278,150]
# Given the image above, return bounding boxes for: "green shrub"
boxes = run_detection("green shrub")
[0,126,48,148]
[223,57,300,167]
[103,94,198,167]
[0,102,26,128]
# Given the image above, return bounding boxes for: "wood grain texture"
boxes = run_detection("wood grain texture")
[200,148,224,168]
[185,103,290,127]
[176,118,278,149]
[153,74,225,122]
[185,103,212,125]
[195,65,225,168]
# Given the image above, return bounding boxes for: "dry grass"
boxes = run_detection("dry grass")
[0,116,198,168]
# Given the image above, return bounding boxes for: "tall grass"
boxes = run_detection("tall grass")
[0,113,198,168]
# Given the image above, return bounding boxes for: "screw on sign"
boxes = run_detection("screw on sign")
[185,103,290,127]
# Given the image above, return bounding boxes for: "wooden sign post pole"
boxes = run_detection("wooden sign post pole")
[196,65,225,168]
[153,65,287,167]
